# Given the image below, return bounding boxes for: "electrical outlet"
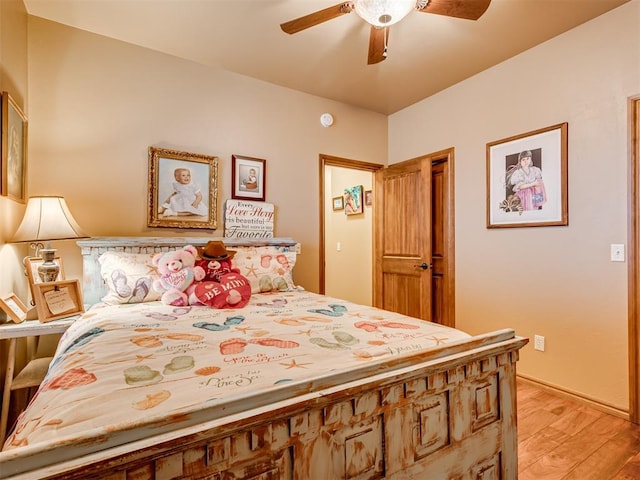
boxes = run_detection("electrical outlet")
[611,244,625,262]
[534,335,545,352]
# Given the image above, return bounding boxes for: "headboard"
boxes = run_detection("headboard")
[76,237,298,307]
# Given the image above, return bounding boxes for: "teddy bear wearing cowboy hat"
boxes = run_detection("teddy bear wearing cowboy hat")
[196,241,240,283]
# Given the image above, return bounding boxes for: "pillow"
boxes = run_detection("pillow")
[193,274,252,309]
[231,246,297,293]
[98,251,162,305]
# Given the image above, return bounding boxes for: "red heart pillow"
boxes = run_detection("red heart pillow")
[194,274,251,309]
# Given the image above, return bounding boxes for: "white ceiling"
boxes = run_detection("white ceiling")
[23,0,630,115]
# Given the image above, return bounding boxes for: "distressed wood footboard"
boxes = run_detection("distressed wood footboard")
[2,330,527,480]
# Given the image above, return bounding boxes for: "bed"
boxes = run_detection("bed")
[0,237,528,480]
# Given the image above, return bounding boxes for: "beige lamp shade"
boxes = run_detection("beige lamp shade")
[11,196,89,243]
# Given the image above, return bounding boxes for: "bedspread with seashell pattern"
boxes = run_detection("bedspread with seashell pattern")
[3,290,469,452]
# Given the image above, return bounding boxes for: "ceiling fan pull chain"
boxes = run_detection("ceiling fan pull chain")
[383,28,388,57]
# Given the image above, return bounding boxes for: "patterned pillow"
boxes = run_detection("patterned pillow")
[231,246,297,293]
[98,252,162,305]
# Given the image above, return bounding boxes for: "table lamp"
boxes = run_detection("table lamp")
[11,196,89,282]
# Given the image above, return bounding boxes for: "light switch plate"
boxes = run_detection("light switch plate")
[611,244,625,262]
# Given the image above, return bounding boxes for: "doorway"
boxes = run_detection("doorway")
[319,149,455,327]
[319,155,383,304]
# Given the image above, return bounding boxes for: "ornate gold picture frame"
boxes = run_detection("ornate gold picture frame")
[148,146,218,230]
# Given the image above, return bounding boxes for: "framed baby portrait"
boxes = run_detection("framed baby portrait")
[1,91,28,203]
[486,122,568,228]
[148,146,219,230]
[232,154,266,202]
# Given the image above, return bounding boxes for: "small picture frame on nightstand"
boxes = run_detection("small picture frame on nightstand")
[0,293,28,323]
[33,280,84,323]
[24,256,65,300]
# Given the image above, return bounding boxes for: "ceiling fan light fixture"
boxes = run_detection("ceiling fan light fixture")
[354,0,416,27]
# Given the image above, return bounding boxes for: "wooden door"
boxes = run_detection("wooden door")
[373,156,432,320]
[431,151,455,327]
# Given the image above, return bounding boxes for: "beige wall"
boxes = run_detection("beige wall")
[389,0,639,410]
[0,0,30,407]
[324,166,373,305]
[25,16,387,297]
[0,0,29,303]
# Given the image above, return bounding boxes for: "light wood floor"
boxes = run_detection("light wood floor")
[517,380,640,479]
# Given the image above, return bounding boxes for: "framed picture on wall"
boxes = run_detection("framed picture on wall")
[1,91,28,203]
[344,185,364,216]
[147,146,218,229]
[364,190,373,206]
[232,155,266,202]
[332,196,344,211]
[486,122,568,228]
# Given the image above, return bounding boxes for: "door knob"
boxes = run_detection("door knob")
[416,262,430,270]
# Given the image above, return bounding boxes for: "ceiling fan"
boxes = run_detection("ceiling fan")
[280,0,491,65]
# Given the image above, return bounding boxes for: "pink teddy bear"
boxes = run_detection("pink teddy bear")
[152,245,205,306]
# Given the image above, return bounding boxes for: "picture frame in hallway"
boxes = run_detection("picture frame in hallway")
[147,146,218,230]
[332,196,344,211]
[344,185,364,216]
[232,155,266,202]
[1,91,28,203]
[486,122,568,228]
[364,190,373,206]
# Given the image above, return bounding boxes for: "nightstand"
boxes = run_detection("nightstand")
[0,317,76,442]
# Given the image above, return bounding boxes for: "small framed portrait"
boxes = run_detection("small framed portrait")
[343,185,364,216]
[364,190,373,206]
[332,196,344,211]
[0,293,28,323]
[232,155,266,202]
[148,146,218,230]
[486,122,568,228]
[33,279,84,323]
[24,256,65,299]
[1,91,28,203]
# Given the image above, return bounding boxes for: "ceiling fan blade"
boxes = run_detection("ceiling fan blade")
[418,0,491,21]
[280,2,354,34]
[368,26,388,65]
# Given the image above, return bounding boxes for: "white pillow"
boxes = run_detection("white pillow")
[98,252,162,305]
